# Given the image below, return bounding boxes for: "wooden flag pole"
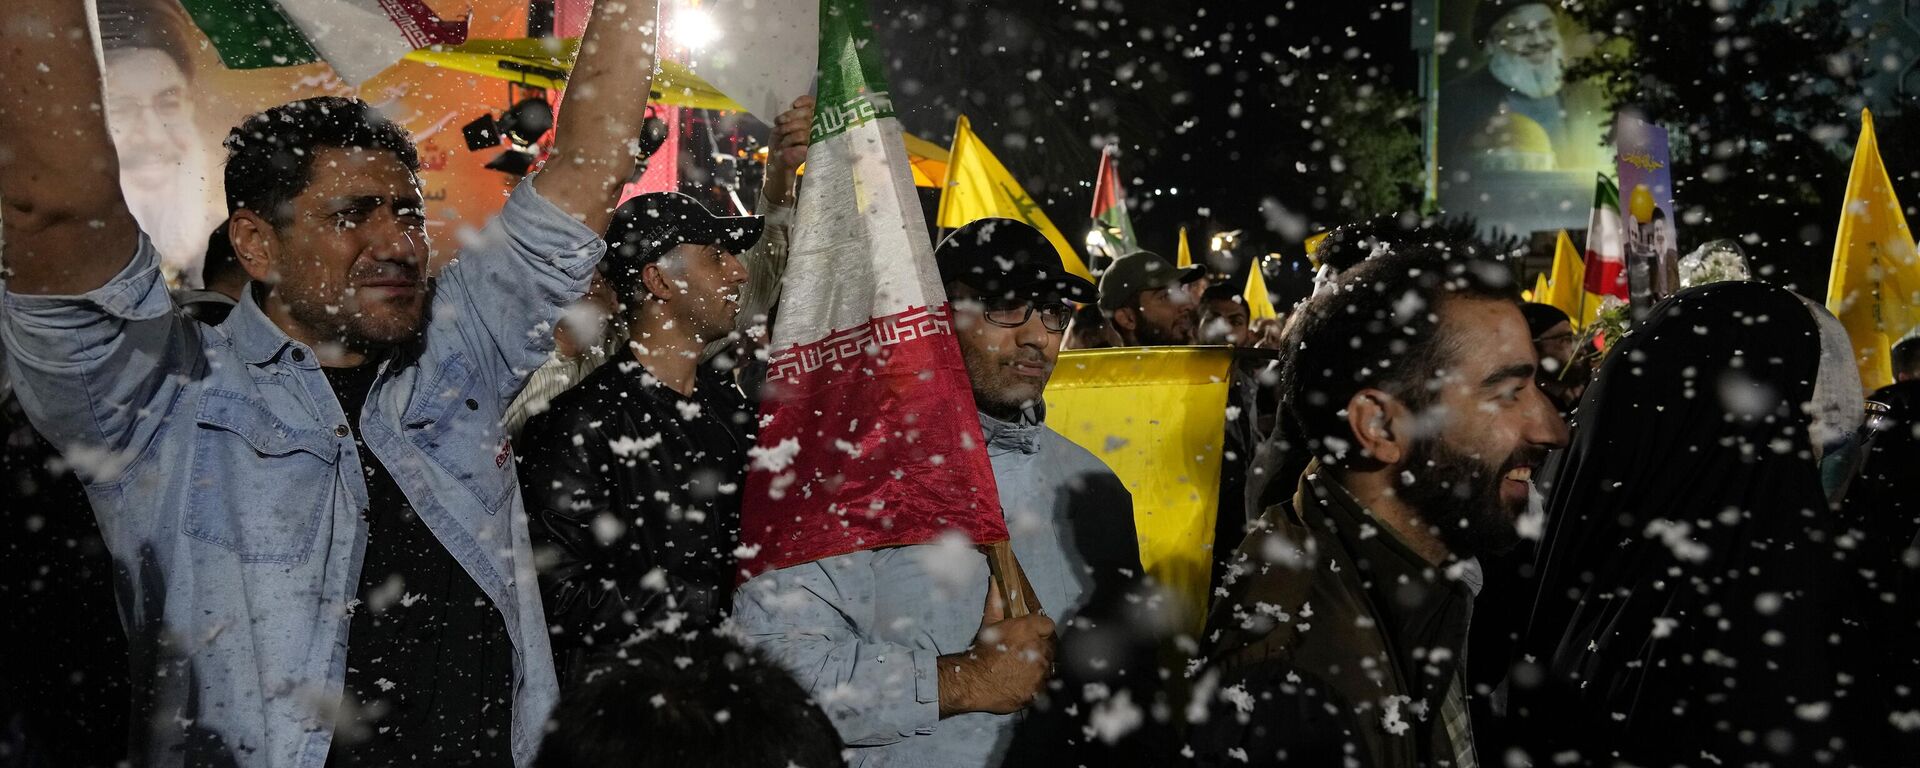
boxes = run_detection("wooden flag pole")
[984,540,1041,618]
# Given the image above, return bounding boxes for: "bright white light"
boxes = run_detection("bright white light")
[670,7,721,51]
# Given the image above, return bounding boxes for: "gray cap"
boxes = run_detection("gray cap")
[1096,250,1206,311]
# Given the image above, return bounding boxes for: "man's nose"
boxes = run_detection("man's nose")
[1526,385,1572,449]
[722,251,749,286]
[129,115,168,147]
[370,218,424,264]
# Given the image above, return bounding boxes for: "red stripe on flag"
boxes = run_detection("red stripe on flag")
[1091,149,1121,219]
[739,305,1006,578]
[375,0,467,48]
[1584,255,1626,297]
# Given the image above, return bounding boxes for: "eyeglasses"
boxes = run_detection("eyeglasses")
[976,299,1074,332]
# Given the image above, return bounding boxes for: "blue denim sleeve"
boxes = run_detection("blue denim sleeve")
[432,179,607,403]
[732,552,942,746]
[2,233,198,484]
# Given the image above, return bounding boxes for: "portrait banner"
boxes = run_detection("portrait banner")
[1614,112,1680,314]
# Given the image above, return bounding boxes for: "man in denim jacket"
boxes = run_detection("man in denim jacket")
[0,0,661,764]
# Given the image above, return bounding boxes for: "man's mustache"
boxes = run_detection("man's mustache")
[350,263,421,284]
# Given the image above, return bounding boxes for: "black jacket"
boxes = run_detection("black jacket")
[516,357,754,680]
[1195,464,1475,767]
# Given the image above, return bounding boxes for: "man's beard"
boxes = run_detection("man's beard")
[1133,314,1193,346]
[1396,435,1539,559]
[1487,44,1566,100]
[964,349,1046,420]
[284,281,430,353]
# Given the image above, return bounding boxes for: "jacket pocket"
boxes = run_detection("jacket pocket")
[185,389,337,565]
[402,353,515,513]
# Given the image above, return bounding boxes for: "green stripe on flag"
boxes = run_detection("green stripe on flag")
[1595,174,1621,208]
[179,0,320,70]
[808,0,895,143]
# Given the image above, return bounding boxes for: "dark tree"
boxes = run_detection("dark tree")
[1874,108,1920,221]
[1252,65,1426,225]
[1564,0,1867,293]
[873,1,1423,304]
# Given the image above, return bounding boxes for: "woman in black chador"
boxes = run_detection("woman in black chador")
[1512,281,1878,765]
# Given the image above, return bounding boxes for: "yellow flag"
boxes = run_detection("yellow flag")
[1177,227,1194,268]
[1304,231,1330,267]
[1544,230,1598,329]
[1528,273,1547,304]
[1244,258,1278,321]
[1826,109,1920,392]
[1045,348,1234,630]
[936,115,1094,282]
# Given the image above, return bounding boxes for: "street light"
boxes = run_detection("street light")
[670,6,721,51]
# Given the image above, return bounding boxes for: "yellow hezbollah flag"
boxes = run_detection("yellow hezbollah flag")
[1045,348,1233,630]
[937,115,1094,282]
[1527,274,1547,303]
[1177,227,1194,268]
[1544,230,1600,329]
[1244,258,1278,321]
[1826,109,1920,392]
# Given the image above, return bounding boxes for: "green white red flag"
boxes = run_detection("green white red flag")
[1582,173,1628,299]
[737,0,1004,576]
[178,0,467,85]
[1091,146,1139,257]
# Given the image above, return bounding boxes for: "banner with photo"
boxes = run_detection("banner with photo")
[1614,112,1681,313]
[1431,0,1613,238]
[95,0,535,288]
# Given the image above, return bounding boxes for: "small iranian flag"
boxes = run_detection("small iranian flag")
[1091,145,1139,258]
[1582,173,1628,299]
[178,0,467,85]
[737,0,1004,576]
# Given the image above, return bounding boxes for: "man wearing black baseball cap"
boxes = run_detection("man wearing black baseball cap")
[516,191,767,682]
[1098,249,1205,346]
[937,217,1095,417]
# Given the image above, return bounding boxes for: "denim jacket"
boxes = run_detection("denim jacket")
[1,181,604,767]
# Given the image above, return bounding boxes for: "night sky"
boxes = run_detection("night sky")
[865,0,1419,303]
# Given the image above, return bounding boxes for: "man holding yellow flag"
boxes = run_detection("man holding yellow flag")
[1827,109,1920,392]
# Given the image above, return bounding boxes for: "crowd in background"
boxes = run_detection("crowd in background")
[5,0,1920,766]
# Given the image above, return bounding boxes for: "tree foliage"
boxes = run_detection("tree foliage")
[1257,65,1425,224]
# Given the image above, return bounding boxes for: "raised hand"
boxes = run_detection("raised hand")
[1,0,138,295]
[762,95,815,208]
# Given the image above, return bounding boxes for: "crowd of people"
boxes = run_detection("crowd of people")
[4,0,1920,767]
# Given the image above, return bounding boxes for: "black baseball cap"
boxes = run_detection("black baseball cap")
[935,218,1096,304]
[1096,249,1205,311]
[602,192,764,274]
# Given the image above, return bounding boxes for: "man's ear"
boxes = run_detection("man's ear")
[1345,388,1411,465]
[640,261,676,303]
[1110,306,1138,334]
[228,211,279,285]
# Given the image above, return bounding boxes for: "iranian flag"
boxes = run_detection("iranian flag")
[178,0,467,85]
[1091,145,1140,257]
[737,0,1004,576]
[1582,173,1628,299]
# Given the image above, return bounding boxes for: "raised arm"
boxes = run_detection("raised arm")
[533,0,661,234]
[729,96,813,339]
[0,0,139,295]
